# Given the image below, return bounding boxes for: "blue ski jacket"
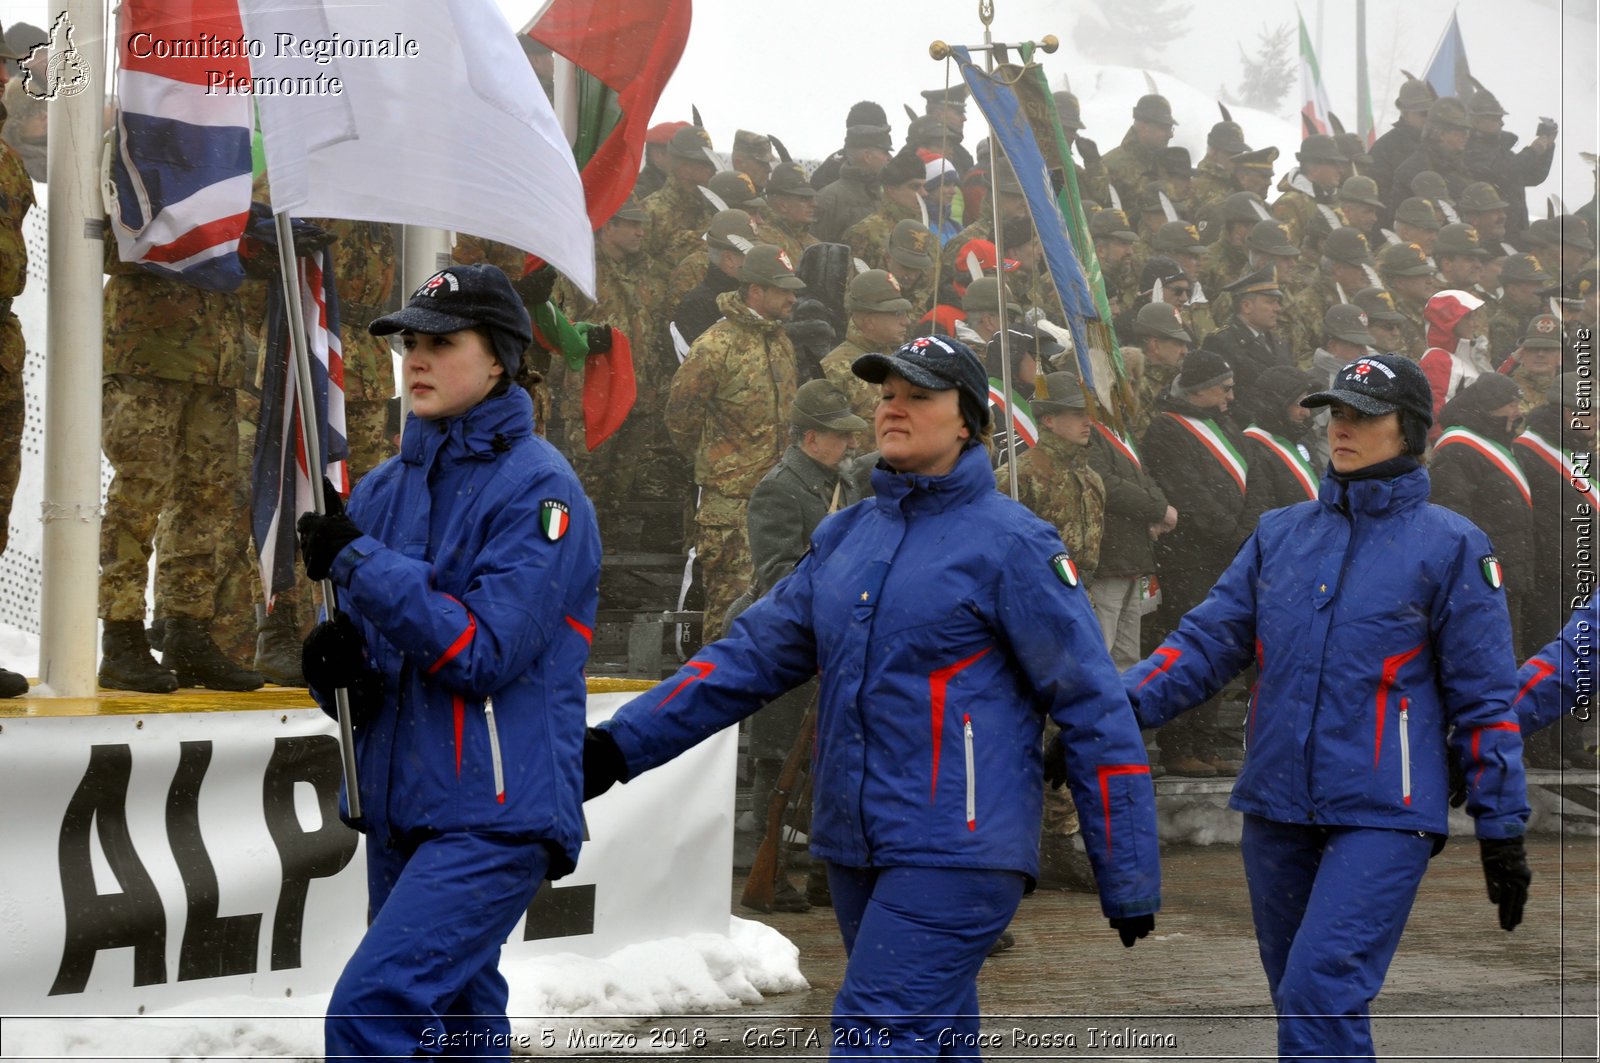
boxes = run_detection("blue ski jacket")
[1514,596,1598,736]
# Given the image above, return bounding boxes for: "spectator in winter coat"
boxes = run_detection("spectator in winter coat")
[1128,353,1531,1062]
[586,334,1161,1053]
[1419,288,1492,424]
[296,265,602,1060]
[1238,365,1321,533]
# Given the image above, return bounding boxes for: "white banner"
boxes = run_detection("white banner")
[0,693,735,1015]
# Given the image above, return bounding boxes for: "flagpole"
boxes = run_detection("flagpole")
[38,0,107,696]
[272,212,362,821]
[980,1,1020,500]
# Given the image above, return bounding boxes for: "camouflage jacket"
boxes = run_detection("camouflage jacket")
[0,137,33,303]
[762,215,819,274]
[819,326,882,423]
[1488,298,1541,363]
[1271,182,1339,251]
[1100,132,1165,209]
[1132,360,1181,442]
[1392,291,1430,361]
[1506,359,1556,416]
[665,288,798,501]
[642,177,715,283]
[1282,275,1342,370]
[844,200,922,271]
[996,429,1106,574]
[103,236,247,388]
[813,165,883,245]
[1186,160,1235,221]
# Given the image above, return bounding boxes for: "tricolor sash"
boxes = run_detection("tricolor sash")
[1165,413,1248,493]
[1514,429,1598,509]
[1435,426,1531,506]
[988,380,1038,448]
[1243,425,1318,501]
[1093,422,1142,470]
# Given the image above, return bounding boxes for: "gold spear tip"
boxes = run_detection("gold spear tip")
[929,40,952,60]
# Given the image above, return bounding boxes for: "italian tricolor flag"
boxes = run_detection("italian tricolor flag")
[1481,556,1504,590]
[1298,8,1333,137]
[541,500,572,542]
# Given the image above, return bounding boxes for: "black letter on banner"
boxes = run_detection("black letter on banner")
[50,744,167,995]
[263,734,358,970]
[523,816,595,940]
[169,741,262,981]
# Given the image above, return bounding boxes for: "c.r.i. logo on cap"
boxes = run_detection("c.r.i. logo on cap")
[1480,555,1503,590]
[1050,552,1080,588]
[540,499,571,541]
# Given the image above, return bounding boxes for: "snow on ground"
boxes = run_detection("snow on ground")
[0,620,39,678]
[1,917,806,1061]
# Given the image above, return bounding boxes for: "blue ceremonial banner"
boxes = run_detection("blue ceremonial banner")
[1424,10,1471,100]
[951,45,1098,387]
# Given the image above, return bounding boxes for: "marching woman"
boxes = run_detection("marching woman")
[587,335,1161,1058]
[296,265,602,1060]
[1127,353,1531,1063]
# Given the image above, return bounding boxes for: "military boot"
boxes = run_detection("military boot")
[254,604,306,687]
[0,667,27,698]
[162,618,265,691]
[99,620,179,694]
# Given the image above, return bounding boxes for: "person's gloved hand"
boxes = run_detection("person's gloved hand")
[301,612,383,726]
[783,316,836,353]
[583,727,628,801]
[1042,736,1069,790]
[1109,914,1153,947]
[1480,837,1531,931]
[1076,136,1101,165]
[1449,755,1468,809]
[584,323,613,354]
[297,478,360,581]
[514,264,558,307]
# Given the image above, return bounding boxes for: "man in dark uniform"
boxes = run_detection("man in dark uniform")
[1376,242,1439,359]
[809,101,888,191]
[1370,75,1436,208]
[1392,97,1476,204]
[921,84,973,178]
[813,125,891,244]
[1189,121,1251,219]
[1464,85,1555,238]
[1203,265,1292,402]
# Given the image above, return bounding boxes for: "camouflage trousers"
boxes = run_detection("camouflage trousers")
[100,375,237,622]
[0,313,25,557]
[1041,718,1082,837]
[695,490,753,644]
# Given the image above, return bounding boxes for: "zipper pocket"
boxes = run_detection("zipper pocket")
[1398,697,1411,806]
[963,714,976,831]
[483,697,507,804]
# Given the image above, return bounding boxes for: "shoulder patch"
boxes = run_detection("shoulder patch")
[540,499,571,541]
[1480,554,1503,590]
[1051,552,1080,588]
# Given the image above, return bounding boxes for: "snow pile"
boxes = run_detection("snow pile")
[0,917,806,1061]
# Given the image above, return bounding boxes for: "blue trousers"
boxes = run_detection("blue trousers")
[828,864,1025,1060]
[1240,815,1435,1063]
[325,831,548,1061]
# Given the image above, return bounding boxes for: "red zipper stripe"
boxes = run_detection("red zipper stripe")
[1470,720,1522,790]
[1136,646,1182,690]
[655,660,715,711]
[1097,764,1152,857]
[452,694,464,778]
[1247,638,1264,740]
[1374,643,1424,768]
[427,594,477,676]
[928,647,992,800]
[565,615,594,644]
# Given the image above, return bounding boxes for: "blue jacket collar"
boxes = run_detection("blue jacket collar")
[1317,460,1430,517]
[872,443,994,516]
[401,386,534,468]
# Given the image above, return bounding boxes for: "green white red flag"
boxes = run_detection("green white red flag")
[1297,7,1333,137]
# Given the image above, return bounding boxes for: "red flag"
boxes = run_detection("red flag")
[583,331,637,451]
[528,0,693,231]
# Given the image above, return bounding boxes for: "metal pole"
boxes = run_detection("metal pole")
[38,0,107,696]
[273,213,362,820]
[397,225,449,431]
[980,1,1021,499]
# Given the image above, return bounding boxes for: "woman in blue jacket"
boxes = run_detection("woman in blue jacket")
[296,265,601,1060]
[587,335,1161,1058]
[1126,353,1532,1063]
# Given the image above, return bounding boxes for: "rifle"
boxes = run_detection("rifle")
[740,694,817,912]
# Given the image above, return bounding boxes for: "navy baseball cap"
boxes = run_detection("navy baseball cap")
[370,264,534,350]
[853,334,991,425]
[1301,353,1434,423]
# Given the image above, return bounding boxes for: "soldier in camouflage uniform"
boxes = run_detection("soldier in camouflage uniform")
[1459,181,1512,248]
[731,129,776,194]
[1101,94,1177,210]
[666,245,803,642]
[819,270,911,425]
[1328,176,1385,244]
[1199,192,1269,317]
[1052,91,1111,208]
[668,209,759,354]
[97,228,264,694]
[1271,135,1345,259]
[0,88,32,696]
[664,171,765,310]
[1433,222,1489,291]
[1089,208,1141,330]
[844,149,926,271]
[1488,254,1553,359]
[1393,196,1443,255]
[995,369,1105,891]
[1282,227,1378,367]
[1188,121,1251,220]
[1130,301,1193,440]
[635,121,688,201]
[760,162,820,270]
[886,219,936,316]
[1498,313,1563,413]
[939,158,1029,282]
[813,125,891,244]
[642,125,719,286]
[1376,241,1439,359]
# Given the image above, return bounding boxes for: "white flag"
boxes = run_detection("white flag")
[238,0,595,297]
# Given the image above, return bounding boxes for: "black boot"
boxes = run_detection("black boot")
[162,618,265,691]
[99,620,179,693]
[0,667,27,698]
[254,604,305,686]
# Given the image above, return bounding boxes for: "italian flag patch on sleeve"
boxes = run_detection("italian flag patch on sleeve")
[1051,552,1080,588]
[540,500,571,541]
[1480,555,1503,590]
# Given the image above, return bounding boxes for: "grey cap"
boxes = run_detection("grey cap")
[888,219,936,270]
[1459,181,1510,212]
[1089,208,1139,242]
[1395,197,1444,231]
[738,244,806,289]
[732,129,775,162]
[704,209,758,251]
[961,276,1022,315]
[1323,227,1376,267]
[707,170,766,211]
[1133,93,1176,125]
[1153,220,1207,255]
[1425,96,1473,131]
[1521,312,1564,350]
[791,379,869,433]
[1133,301,1193,343]
[1435,222,1489,258]
[766,162,818,199]
[1324,303,1377,347]
[1031,371,1088,414]
[612,196,649,223]
[1208,121,1249,154]
[1338,176,1385,209]
[1297,134,1344,165]
[668,125,715,160]
[1410,171,1452,201]
[1500,253,1553,285]
[1247,220,1300,257]
[1352,286,1405,323]
[846,269,914,313]
[1377,241,1437,277]
[845,124,893,150]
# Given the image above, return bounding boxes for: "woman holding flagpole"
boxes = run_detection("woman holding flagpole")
[295,264,601,1060]
[1126,353,1531,1063]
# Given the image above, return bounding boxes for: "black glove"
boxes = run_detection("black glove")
[1480,837,1531,931]
[297,478,360,581]
[783,317,836,352]
[1042,737,1069,790]
[301,612,383,726]
[1536,118,1558,138]
[514,264,558,307]
[244,203,338,258]
[1448,755,1468,809]
[1109,913,1154,948]
[583,727,628,801]
[1076,136,1101,166]
[584,323,613,354]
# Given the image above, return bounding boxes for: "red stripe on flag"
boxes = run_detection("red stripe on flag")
[119,0,251,84]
